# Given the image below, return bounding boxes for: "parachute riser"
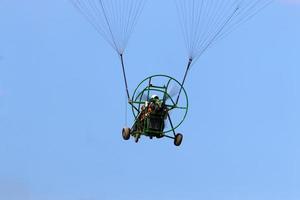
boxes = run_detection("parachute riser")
[119,54,131,103]
[176,58,193,105]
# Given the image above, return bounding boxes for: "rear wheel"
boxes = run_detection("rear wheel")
[122,127,131,140]
[174,133,183,146]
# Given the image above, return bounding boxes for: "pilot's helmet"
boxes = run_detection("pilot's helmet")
[151,94,159,100]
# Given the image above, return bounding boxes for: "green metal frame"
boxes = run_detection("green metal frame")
[130,74,189,135]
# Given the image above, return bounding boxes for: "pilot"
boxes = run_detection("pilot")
[146,95,162,114]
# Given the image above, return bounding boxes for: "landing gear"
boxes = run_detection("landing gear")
[174,133,183,146]
[122,127,131,140]
[122,127,184,147]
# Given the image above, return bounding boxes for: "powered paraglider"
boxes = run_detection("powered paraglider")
[71,0,274,146]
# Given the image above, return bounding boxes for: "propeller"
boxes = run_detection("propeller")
[136,91,149,102]
[164,84,181,102]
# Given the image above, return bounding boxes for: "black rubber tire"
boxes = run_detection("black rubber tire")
[122,127,131,140]
[174,133,183,146]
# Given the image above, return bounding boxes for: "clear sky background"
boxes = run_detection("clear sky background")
[0,0,299,200]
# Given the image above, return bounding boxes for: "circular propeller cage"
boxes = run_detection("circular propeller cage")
[131,75,188,134]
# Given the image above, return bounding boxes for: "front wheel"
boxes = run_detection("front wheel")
[174,133,183,146]
[122,127,131,140]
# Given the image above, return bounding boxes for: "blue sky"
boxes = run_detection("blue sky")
[0,0,299,199]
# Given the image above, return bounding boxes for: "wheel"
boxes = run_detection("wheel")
[122,127,131,140]
[174,133,183,146]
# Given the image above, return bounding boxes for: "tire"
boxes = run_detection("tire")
[122,127,131,140]
[174,133,183,146]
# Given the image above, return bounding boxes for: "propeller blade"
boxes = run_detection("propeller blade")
[165,84,181,101]
[137,91,149,101]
